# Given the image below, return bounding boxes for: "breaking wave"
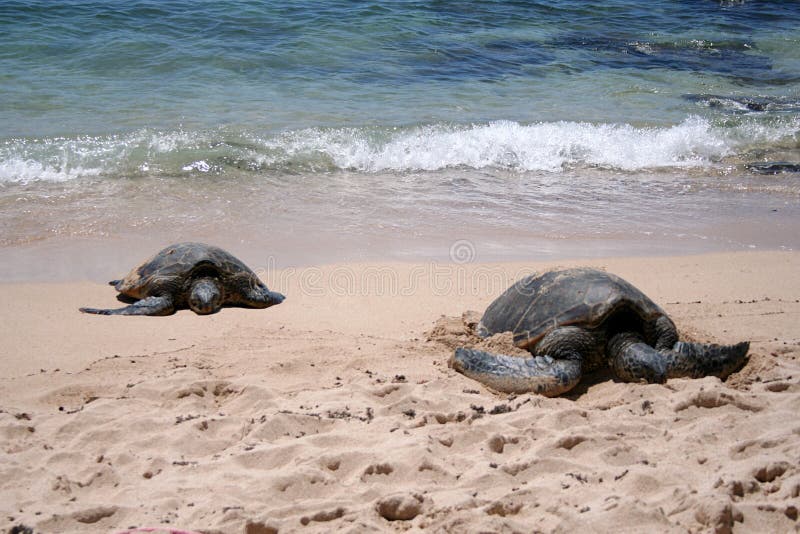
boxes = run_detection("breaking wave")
[1,115,797,183]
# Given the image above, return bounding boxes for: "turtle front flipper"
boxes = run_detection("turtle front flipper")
[79,296,175,316]
[242,287,285,308]
[608,333,749,383]
[451,348,582,396]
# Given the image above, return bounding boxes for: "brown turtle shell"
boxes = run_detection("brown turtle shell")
[114,242,260,299]
[479,268,668,349]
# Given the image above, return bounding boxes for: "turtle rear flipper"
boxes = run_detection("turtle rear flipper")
[451,348,582,396]
[108,279,122,286]
[80,296,175,316]
[666,340,750,379]
[608,333,749,383]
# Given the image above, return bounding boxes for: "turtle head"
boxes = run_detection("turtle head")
[189,278,223,315]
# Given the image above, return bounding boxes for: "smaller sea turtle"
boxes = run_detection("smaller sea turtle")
[451,268,749,396]
[80,242,285,316]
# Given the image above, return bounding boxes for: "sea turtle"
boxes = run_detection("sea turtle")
[451,268,749,396]
[79,242,285,316]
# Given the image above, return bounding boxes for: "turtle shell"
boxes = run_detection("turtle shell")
[114,242,259,299]
[479,268,667,349]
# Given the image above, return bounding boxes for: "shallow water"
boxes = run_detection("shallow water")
[1,1,799,280]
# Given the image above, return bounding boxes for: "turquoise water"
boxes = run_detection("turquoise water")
[3,0,800,135]
[1,1,799,278]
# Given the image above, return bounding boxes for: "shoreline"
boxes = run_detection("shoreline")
[1,250,799,532]
[4,162,800,285]
[2,233,797,284]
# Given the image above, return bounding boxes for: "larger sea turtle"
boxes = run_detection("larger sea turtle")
[451,268,749,396]
[80,242,285,316]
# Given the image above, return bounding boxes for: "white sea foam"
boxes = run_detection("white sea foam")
[1,116,796,183]
[0,134,126,184]
[182,160,212,172]
[0,156,103,184]
[267,116,747,173]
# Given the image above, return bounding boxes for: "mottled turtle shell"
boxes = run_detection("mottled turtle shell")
[114,242,261,299]
[479,268,668,349]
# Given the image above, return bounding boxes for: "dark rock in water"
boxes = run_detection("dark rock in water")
[549,33,780,83]
[684,94,800,113]
[746,162,800,174]
[742,100,766,111]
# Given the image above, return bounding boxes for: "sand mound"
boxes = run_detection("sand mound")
[427,311,530,358]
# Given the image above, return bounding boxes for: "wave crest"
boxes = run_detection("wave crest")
[1,116,796,183]
[277,117,729,172]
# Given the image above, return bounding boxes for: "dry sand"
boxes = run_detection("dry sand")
[1,251,799,533]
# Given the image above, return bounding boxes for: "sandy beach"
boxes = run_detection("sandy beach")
[1,251,798,533]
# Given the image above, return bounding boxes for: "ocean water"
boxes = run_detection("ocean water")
[1,0,799,280]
